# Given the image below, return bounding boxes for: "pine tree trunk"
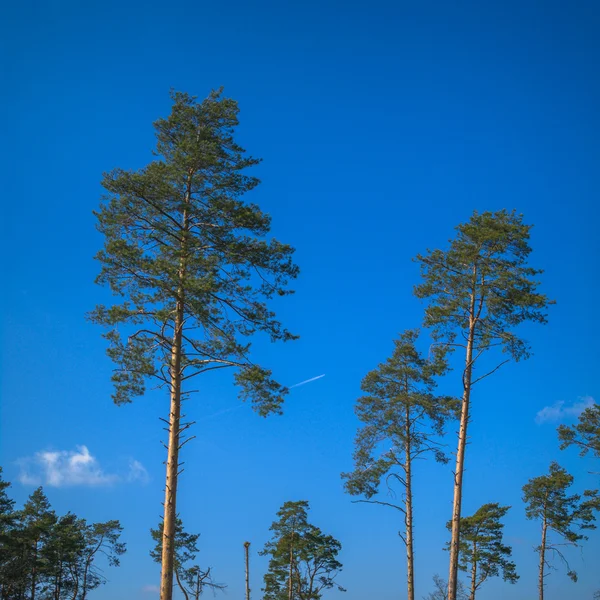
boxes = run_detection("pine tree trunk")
[244,541,251,600]
[54,558,62,600]
[160,300,184,600]
[448,289,476,600]
[160,179,191,600]
[405,406,415,600]
[469,541,477,600]
[538,519,547,600]
[288,540,294,600]
[31,539,37,600]
[70,576,78,600]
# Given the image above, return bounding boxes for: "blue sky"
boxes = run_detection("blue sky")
[1,1,599,598]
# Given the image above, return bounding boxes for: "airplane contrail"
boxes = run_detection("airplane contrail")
[289,374,326,389]
[197,405,244,422]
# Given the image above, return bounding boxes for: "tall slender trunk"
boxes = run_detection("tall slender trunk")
[160,177,191,600]
[469,541,477,600]
[538,518,547,600]
[244,541,251,600]
[288,539,294,600]
[54,557,62,600]
[160,293,184,600]
[448,285,477,600]
[70,575,78,600]
[31,539,38,600]
[404,406,414,600]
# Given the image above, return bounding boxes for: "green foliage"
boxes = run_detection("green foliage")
[0,471,125,600]
[558,401,600,459]
[151,517,199,571]
[260,501,344,600]
[41,513,86,599]
[150,517,224,599]
[342,329,457,504]
[522,462,600,584]
[89,89,298,413]
[414,209,553,363]
[447,503,518,597]
[0,470,27,599]
[0,467,15,519]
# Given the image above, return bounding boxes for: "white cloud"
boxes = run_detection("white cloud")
[17,446,148,488]
[127,459,149,483]
[535,396,594,424]
[142,585,160,594]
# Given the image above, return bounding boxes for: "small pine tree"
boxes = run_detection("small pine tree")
[21,488,57,600]
[150,518,225,600]
[522,462,600,600]
[260,501,344,600]
[446,503,518,600]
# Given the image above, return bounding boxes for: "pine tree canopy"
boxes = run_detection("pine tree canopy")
[558,401,600,459]
[522,462,600,583]
[260,500,344,600]
[414,209,553,363]
[89,89,299,415]
[342,329,457,501]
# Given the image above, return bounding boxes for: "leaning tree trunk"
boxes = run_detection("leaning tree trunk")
[448,286,477,600]
[404,406,415,600]
[160,180,191,600]
[174,569,190,600]
[538,519,547,600]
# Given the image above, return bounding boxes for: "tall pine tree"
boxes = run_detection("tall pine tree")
[90,89,298,600]
[342,330,456,600]
[414,210,552,600]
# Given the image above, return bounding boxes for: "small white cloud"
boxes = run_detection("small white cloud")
[18,472,42,486]
[535,396,594,424]
[127,459,149,483]
[142,585,160,594]
[17,446,147,488]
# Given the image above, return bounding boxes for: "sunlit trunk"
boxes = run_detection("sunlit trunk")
[405,406,414,600]
[448,281,477,600]
[160,176,191,600]
[538,519,547,600]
